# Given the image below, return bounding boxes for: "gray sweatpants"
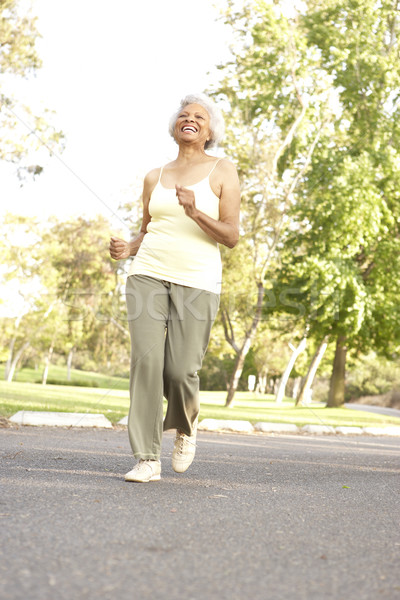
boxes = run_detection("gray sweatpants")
[125,274,220,460]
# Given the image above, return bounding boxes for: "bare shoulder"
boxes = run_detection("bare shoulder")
[215,158,240,186]
[143,167,161,197]
[214,157,237,176]
[144,167,161,187]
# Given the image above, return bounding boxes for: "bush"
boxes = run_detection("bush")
[346,355,400,400]
[35,378,99,388]
[309,377,330,402]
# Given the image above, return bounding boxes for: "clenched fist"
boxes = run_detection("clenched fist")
[109,237,131,260]
[175,185,198,218]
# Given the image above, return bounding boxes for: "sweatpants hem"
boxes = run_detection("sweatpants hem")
[163,424,191,436]
[133,453,161,461]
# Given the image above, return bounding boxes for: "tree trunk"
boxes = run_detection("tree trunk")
[292,376,302,400]
[5,313,24,380]
[225,335,252,406]
[225,283,264,407]
[275,337,307,404]
[256,373,267,395]
[327,335,347,407]
[67,348,74,381]
[295,336,329,406]
[42,340,55,385]
[5,336,17,381]
[7,342,30,383]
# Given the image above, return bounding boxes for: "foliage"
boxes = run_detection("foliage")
[259,0,400,405]
[0,214,130,381]
[209,0,336,405]
[0,0,64,178]
[3,0,400,404]
[33,377,100,388]
[346,354,400,400]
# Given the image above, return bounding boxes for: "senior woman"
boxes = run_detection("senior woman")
[109,93,240,483]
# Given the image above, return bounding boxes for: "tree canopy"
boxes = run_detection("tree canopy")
[212,0,400,405]
[2,0,400,408]
[0,0,63,178]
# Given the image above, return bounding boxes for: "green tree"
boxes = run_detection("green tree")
[0,0,63,177]
[305,0,400,406]
[0,214,126,381]
[41,215,120,375]
[0,214,43,380]
[268,0,400,406]
[211,0,333,406]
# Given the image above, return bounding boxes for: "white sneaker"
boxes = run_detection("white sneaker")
[125,459,161,482]
[172,419,198,473]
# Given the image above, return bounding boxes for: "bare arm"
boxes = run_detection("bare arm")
[109,169,158,260]
[175,159,241,248]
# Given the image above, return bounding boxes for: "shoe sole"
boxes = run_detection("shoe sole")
[172,457,195,473]
[172,465,190,473]
[125,474,161,482]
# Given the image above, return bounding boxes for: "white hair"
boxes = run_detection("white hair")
[168,93,225,149]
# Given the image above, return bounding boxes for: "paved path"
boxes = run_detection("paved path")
[1,426,400,600]
[345,403,400,418]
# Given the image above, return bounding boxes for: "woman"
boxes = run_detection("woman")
[109,93,240,482]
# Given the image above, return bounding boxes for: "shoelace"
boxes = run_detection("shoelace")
[175,432,196,455]
[137,459,158,471]
[136,459,148,470]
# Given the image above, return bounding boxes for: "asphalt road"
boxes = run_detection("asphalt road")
[344,403,400,418]
[1,425,400,600]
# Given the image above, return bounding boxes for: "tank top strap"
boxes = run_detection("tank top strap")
[208,158,223,178]
[157,166,164,184]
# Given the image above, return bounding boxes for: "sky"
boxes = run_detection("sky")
[2,0,236,234]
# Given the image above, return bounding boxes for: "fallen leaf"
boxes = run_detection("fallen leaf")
[3,451,23,459]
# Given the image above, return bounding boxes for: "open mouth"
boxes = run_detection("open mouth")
[181,126,197,133]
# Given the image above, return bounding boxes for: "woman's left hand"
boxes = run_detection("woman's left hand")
[175,185,198,218]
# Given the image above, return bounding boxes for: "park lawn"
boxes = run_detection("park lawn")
[0,380,130,425]
[1,381,400,429]
[0,365,129,390]
[199,391,400,429]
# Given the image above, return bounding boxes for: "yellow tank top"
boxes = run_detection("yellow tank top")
[128,160,222,294]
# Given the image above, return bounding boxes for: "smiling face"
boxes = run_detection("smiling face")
[174,103,212,148]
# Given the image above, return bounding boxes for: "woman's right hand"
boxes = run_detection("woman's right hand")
[109,237,131,260]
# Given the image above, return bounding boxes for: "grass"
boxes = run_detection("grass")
[1,375,400,428]
[0,380,130,425]
[199,391,400,429]
[0,365,129,390]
